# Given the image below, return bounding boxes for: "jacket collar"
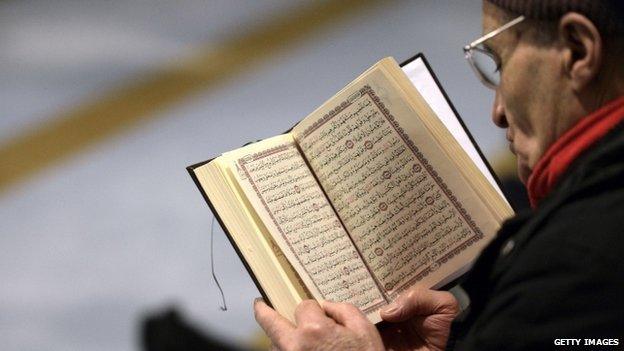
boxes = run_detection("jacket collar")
[527,96,624,208]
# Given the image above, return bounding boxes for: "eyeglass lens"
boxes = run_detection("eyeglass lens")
[471,48,500,87]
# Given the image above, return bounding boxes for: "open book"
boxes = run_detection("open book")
[188,54,514,324]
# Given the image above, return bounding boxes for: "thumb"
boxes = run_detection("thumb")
[380,286,458,322]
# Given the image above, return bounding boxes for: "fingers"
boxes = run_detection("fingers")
[322,301,385,350]
[380,285,459,322]
[379,323,411,350]
[321,300,371,331]
[257,299,384,351]
[294,299,327,327]
[296,300,374,336]
[254,298,295,349]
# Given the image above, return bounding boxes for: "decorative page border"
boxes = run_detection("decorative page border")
[300,85,484,295]
[237,142,386,314]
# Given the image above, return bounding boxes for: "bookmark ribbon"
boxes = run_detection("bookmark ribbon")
[211,216,228,311]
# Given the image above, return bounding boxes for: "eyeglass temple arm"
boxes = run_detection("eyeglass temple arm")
[465,15,525,50]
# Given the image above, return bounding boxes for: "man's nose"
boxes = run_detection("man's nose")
[491,90,508,128]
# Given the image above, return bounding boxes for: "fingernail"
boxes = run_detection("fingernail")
[381,302,398,314]
[253,297,264,306]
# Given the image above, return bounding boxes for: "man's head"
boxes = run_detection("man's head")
[479,0,624,183]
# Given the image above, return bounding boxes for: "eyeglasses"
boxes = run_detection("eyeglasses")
[463,16,525,89]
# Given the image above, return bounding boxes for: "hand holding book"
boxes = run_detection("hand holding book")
[253,283,458,351]
[254,298,385,351]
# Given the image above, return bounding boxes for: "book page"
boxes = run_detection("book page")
[196,159,306,322]
[292,59,501,297]
[402,56,507,202]
[223,134,386,320]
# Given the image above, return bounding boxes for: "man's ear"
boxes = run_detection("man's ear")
[558,13,602,92]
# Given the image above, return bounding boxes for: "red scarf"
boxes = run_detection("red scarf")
[527,96,624,208]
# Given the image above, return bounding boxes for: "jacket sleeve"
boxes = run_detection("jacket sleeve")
[456,213,624,350]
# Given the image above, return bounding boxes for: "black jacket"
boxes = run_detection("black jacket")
[449,121,624,350]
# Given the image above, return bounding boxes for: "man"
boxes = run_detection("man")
[254,1,624,349]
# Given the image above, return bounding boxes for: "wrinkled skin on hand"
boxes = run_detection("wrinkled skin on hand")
[379,286,459,351]
[254,299,384,351]
[254,285,458,351]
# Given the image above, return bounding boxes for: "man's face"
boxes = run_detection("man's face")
[482,2,570,184]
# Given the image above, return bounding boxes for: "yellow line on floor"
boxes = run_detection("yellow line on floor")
[0,0,381,194]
